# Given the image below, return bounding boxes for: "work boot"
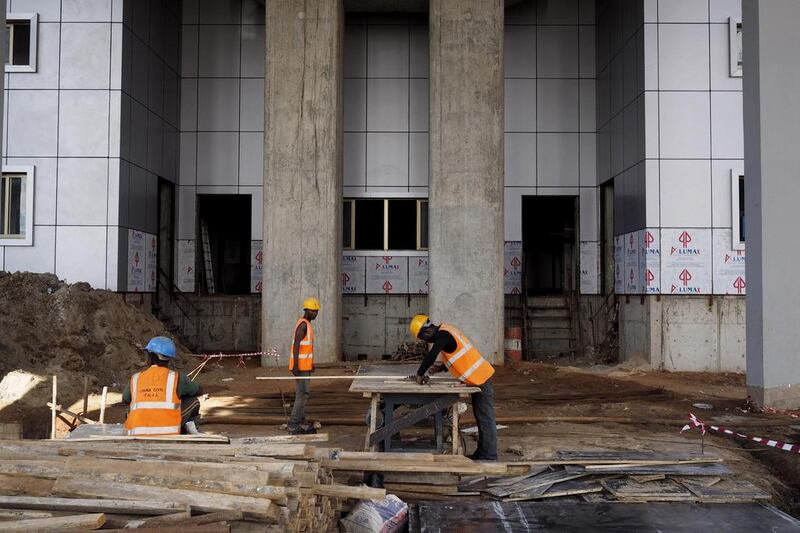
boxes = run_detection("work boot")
[184,421,205,435]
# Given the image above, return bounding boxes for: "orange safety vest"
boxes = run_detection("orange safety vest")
[124,365,181,436]
[289,318,314,371]
[438,324,495,386]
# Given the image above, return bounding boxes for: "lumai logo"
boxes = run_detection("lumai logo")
[670,268,701,293]
[671,231,700,256]
[376,256,399,270]
[725,250,745,264]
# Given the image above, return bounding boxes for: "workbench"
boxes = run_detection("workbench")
[349,364,480,455]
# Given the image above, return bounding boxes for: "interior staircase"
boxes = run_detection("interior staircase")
[524,295,579,358]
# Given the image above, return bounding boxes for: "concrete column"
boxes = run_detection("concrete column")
[262,0,343,366]
[0,1,5,161]
[428,0,504,363]
[744,0,800,407]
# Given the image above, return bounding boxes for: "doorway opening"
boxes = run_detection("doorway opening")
[197,195,251,294]
[521,196,578,295]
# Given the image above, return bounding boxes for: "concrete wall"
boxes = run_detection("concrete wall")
[343,294,426,359]
[620,295,746,372]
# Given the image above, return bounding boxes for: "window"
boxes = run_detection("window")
[729,18,742,77]
[343,199,428,251]
[0,167,35,246]
[731,169,744,250]
[5,14,38,72]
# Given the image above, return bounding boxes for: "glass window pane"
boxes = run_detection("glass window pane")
[387,199,416,250]
[419,200,429,249]
[354,199,384,250]
[343,200,352,248]
[11,22,31,66]
[9,177,23,235]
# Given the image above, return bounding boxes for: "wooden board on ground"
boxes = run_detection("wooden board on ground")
[0,496,186,515]
[507,478,604,501]
[601,478,695,502]
[679,479,771,502]
[348,364,480,395]
[553,450,721,466]
[65,434,230,443]
[564,463,732,477]
[484,470,589,499]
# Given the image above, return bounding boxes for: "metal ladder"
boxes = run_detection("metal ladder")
[200,218,215,294]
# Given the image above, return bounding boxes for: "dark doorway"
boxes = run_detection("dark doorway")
[521,196,577,295]
[197,195,251,294]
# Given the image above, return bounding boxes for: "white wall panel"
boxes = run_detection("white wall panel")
[537,79,579,132]
[505,26,536,78]
[239,132,264,187]
[196,132,239,186]
[344,133,366,187]
[367,79,408,132]
[5,225,55,274]
[343,78,367,131]
[659,160,712,228]
[537,26,578,78]
[504,133,536,187]
[505,79,537,132]
[658,24,710,91]
[658,92,710,159]
[658,0,709,23]
[710,91,744,159]
[56,226,107,288]
[57,158,109,226]
[6,90,59,157]
[198,25,240,78]
[366,133,408,187]
[367,26,409,78]
[538,133,579,187]
[197,78,240,131]
[59,90,110,157]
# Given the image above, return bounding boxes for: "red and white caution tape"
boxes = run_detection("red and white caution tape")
[682,412,800,454]
[186,348,281,377]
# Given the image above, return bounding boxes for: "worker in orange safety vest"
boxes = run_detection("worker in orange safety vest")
[409,314,497,460]
[288,297,320,435]
[123,336,204,436]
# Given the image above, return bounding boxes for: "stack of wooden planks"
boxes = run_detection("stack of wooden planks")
[324,450,770,505]
[0,434,384,532]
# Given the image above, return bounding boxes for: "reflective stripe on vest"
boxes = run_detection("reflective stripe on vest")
[289,318,314,371]
[439,324,495,386]
[124,366,182,436]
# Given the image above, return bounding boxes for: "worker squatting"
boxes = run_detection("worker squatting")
[121,299,498,462]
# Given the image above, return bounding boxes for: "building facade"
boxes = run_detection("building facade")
[0,0,748,373]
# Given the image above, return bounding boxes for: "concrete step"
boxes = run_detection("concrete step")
[527,308,571,319]
[527,340,576,354]
[528,329,575,340]
[526,296,569,307]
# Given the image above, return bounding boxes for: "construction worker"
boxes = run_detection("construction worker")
[288,297,320,435]
[409,315,498,460]
[122,336,204,435]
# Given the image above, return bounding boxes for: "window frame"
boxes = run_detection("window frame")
[416,199,428,251]
[0,165,35,246]
[729,17,742,78]
[731,168,745,251]
[344,197,428,252]
[5,13,38,73]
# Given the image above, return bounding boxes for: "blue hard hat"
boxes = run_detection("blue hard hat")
[144,336,177,359]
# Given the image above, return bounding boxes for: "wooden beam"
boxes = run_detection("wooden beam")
[99,386,108,424]
[50,375,57,440]
[368,395,458,446]
[0,513,105,531]
[0,495,187,515]
[311,484,385,500]
[140,510,243,528]
[46,403,96,425]
[52,478,280,522]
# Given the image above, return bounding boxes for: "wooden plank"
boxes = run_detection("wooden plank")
[0,509,64,520]
[311,484,385,500]
[68,434,229,443]
[679,479,771,503]
[384,483,460,495]
[50,376,57,440]
[506,479,604,501]
[366,395,378,452]
[46,403,96,425]
[672,476,722,487]
[601,478,695,502]
[0,512,105,531]
[554,451,720,464]
[103,525,230,533]
[0,496,186,515]
[452,401,460,455]
[564,463,732,477]
[336,451,437,462]
[486,466,550,488]
[369,395,458,446]
[322,459,508,475]
[140,511,243,528]
[99,386,108,424]
[231,435,329,444]
[631,474,666,483]
[484,470,589,499]
[383,473,460,486]
[51,478,279,522]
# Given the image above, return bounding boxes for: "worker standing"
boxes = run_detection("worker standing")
[123,336,204,435]
[288,297,320,435]
[409,315,497,460]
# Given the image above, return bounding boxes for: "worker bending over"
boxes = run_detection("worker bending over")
[409,315,497,460]
[123,336,204,435]
[288,297,320,435]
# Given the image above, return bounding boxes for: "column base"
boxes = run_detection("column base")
[747,384,800,410]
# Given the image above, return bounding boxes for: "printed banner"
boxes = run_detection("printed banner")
[614,235,624,294]
[342,255,366,294]
[175,240,195,293]
[579,242,600,295]
[712,229,746,295]
[127,229,146,292]
[409,256,430,294]
[504,241,523,295]
[661,228,712,294]
[251,241,263,293]
[145,233,158,292]
[624,231,641,294]
[642,228,661,294]
[366,256,408,294]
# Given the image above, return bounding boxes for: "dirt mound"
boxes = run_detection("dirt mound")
[0,272,182,431]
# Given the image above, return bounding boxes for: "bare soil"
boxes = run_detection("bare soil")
[0,272,180,436]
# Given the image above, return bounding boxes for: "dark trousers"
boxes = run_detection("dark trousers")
[289,371,311,426]
[180,397,201,434]
[472,378,498,460]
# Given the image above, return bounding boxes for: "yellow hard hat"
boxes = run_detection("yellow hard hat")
[303,297,321,311]
[409,314,431,338]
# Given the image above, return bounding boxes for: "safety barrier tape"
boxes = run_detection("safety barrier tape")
[187,348,281,370]
[682,412,800,454]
